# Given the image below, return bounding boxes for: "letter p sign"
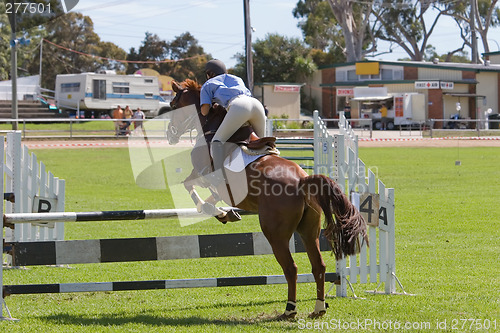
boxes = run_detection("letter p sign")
[33,196,57,213]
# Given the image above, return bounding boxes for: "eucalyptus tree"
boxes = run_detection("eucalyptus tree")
[437,0,500,55]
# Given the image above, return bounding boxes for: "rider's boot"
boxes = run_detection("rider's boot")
[210,140,227,185]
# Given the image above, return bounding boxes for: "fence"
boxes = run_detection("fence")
[312,110,401,297]
[0,118,171,139]
[3,132,65,243]
[428,118,500,137]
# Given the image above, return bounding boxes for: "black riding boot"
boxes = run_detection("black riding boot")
[210,140,226,185]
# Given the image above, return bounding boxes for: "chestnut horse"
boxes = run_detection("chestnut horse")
[167,79,368,320]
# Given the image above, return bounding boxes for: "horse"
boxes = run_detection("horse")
[167,79,368,320]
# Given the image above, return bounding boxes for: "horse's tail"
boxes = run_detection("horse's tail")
[301,174,368,260]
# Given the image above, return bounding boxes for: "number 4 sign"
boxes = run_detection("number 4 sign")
[352,192,382,227]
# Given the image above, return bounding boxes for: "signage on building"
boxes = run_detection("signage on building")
[440,81,454,89]
[355,62,380,75]
[337,88,354,96]
[274,85,301,93]
[415,81,440,89]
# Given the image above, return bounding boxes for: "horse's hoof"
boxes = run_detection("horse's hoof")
[275,312,296,321]
[215,209,241,224]
[225,209,241,222]
[215,215,228,224]
[308,310,326,319]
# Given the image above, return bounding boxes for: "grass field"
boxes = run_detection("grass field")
[1,145,499,332]
[0,119,170,138]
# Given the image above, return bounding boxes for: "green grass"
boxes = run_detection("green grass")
[0,121,117,137]
[0,119,170,138]
[1,146,499,332]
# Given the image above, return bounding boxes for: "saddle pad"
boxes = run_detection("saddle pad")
[224,147,263,173]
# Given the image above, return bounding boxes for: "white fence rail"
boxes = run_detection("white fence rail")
[3,132,65,243]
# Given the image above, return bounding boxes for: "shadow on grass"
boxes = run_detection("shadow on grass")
[38,299,305,329]
[39,312,298,329]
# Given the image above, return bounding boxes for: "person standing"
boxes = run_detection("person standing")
[133,107,145,130]
[344,102,352,119]
[380,104,388,130]
[123,105,133,135]
[112,105,124,136]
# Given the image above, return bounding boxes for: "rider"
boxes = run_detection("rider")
[200,59,267,183]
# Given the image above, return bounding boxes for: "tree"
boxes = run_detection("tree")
[0,2,12,80]
[23,12,127,89]
[437,0,500,56]
[326,0,376,62]
[233,34,316,84]
[372,1,454,61]
[163,32,209,83]
[127,32,209,83]
[0,4,51,83]
[293,0,345,65]
[294,0,376,62]
[424,45,471,63]
[126,32,168,74]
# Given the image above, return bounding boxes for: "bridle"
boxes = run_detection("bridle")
[167,88,200,145]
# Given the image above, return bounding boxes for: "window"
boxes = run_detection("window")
[393,70,403,80]
[337,71,346,81]
[360,73,380,80]
[112,82,130,94]
[347,70,357,81]
[340,65,403,82]
[93,80,106,100]
[381,69,393,80]
[61,82,80,92]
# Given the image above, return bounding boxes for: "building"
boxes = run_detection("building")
[253,82,303,119]
[318,59,500,128]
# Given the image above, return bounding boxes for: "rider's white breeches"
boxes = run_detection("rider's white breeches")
[212,95,266,142]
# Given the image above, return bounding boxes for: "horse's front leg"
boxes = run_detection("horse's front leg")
[183,170,240,223]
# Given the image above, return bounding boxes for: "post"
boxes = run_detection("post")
[243,0,253,92]
[39,39,43,87]
[471,0,478,64]
[10,4,18,130]
[1,136,4,319]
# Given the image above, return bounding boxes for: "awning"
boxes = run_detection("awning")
[443,93,486,98]
[351,95,392,102]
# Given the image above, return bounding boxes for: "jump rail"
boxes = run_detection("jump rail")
[3,207,249,225]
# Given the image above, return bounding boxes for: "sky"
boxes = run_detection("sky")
[73,0,500,69]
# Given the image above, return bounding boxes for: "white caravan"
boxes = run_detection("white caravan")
[55,72,171,118]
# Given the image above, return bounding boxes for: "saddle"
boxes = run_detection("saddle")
[241,136,279,156]
[246,134,277,150]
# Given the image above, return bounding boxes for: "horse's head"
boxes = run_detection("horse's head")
[167,80,202,144]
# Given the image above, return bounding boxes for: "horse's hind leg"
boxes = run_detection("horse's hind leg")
[297,206,328,318]
[260,213,300,320]
[268,239,298,320]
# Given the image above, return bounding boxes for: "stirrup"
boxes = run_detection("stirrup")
[215,209,241,224]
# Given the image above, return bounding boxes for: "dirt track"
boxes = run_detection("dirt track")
[19,136,500,149]
[358,138,500,148]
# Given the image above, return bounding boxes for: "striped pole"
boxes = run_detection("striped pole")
[3,273,340,295]
[3,207,249,225]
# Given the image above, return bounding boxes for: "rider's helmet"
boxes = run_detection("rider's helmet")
[205,59,227,78]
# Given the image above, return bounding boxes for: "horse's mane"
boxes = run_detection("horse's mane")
[182,79,201,92]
